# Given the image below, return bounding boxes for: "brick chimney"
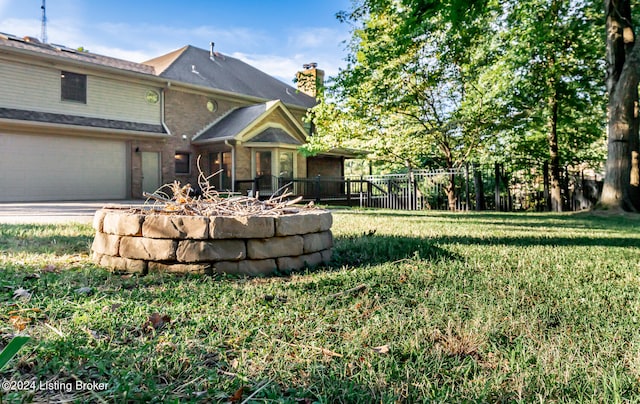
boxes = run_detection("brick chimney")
[296,62,324,98]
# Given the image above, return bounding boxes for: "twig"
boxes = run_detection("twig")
[326,284,368,300]
[390,258,413,265]
[257,330,343,358]
[240,378,272,404]
[137,154,315,217]
[217,369,238,378]
[44,322,65,338]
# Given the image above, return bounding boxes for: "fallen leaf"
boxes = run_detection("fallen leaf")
[8,308,41,315]
[41,265,59,273]
[143,313,171,332]
[372,344,390,354]
[229,386,245,403]
[13,288,31,300]
[9,316,31,331]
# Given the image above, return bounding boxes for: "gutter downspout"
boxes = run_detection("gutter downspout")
[161,83,172,136]
[225,140,236,192]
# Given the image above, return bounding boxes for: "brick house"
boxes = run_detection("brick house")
[0,33,349,202]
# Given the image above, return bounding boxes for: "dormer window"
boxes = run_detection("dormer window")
[61,71,86,103]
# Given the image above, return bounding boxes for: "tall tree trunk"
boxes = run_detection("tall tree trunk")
[543,161,551,211]
[445,171,457,211]
[548,85,563,212]
[601,0,639,211]
[473,163,485,211]
[441,142,457,211]
[630,99,640,209]
[545,1,563,212]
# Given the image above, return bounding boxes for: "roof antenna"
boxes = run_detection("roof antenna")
[40,0,47,43]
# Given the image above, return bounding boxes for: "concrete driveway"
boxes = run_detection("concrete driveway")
[0,200,145,224]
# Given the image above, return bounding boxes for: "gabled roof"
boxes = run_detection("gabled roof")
[0,33,316,110]
[250,127,302,145]
[194,103,267,143]
[193,100,307,145]
[144,45,316,109]
[0,32,156,75]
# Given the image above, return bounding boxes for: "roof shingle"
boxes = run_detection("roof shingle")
[0,107,166,134]
[0,33,156,75]
[144,46,316,109]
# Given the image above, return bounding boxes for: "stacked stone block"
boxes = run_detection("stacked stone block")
[91,208,333,276]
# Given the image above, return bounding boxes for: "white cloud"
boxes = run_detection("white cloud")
[288,27,348,49]
[0,17,40,38]
[231,52,300,84]
[0,5,349,82]
[88,46,157,63]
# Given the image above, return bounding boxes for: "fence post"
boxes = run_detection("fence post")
[346,178,351,206]
[315,175,321,203]
[412,174,418,210]
[501,164,512,212]
[252,177,259,196]
[465,163,470,211]
[543,161,550,211]
[473,163,485,211]
[494,163,501,212]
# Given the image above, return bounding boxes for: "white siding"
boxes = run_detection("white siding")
[0,59,161,125]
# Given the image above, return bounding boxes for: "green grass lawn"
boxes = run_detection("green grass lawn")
[1,209,640,403]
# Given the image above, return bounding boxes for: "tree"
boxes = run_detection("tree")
[305,0,506,210]
[309,0,606,212]
[600,0,640,211]
[495,0,605,212]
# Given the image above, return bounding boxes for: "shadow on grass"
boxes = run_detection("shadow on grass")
[328,233,459,268]
[0,224,92,255]
[339,209,640,232]
[431,234,638,248]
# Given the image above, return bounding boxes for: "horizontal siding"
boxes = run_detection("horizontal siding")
[0,59,161,125]
[0,132,127,201]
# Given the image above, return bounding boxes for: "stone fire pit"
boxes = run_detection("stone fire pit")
[91,208,333,276]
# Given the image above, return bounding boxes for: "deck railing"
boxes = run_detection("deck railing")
[233,165,603,212]
[234,170,463,210]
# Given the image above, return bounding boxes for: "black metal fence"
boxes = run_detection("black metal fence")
[233,164,603,212]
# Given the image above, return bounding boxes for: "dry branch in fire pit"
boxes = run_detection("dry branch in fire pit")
[141,156,313,217]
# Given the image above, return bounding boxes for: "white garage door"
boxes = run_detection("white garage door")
[0,133,127,202]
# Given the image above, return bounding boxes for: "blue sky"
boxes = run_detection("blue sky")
[0,0,353,83]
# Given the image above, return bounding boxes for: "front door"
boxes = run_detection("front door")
[255,150,273,192]
[141,152,161,194]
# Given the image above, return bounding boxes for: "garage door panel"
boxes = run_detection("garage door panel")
[0,133,127,202]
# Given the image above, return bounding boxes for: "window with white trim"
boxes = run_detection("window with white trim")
[61,71,87,103]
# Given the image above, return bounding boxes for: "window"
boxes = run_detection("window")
[145,90,159,104]
[206,99,218,113]
[61,71,87,103]
[279,151,293,178]
[175,152,190,174]
[211,152,232,190]
[255,151,272,177]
